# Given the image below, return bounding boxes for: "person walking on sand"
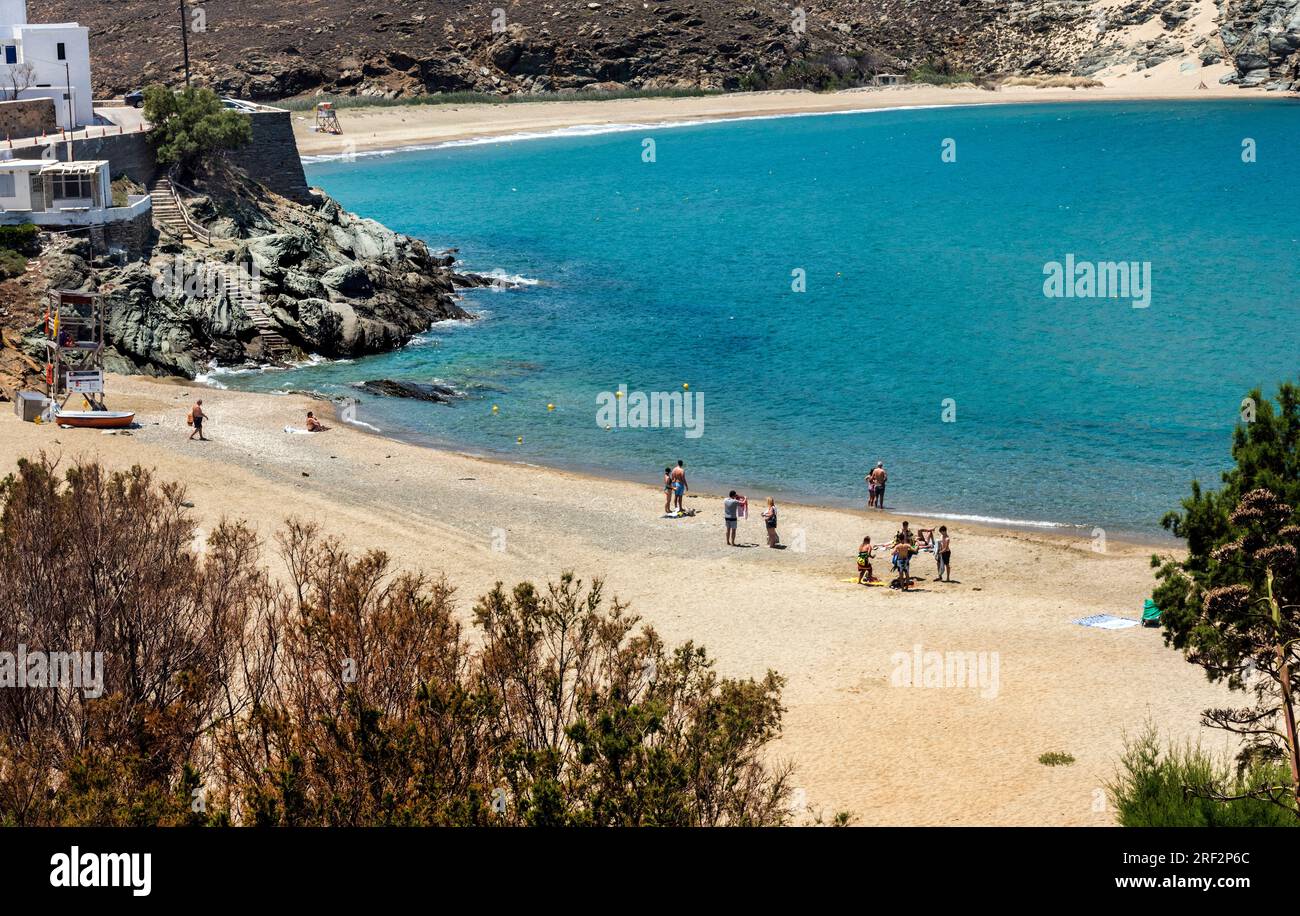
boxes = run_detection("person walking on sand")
[935,525,952,582]
[662,467,674,514]
[188,399,207,441]
[761,497,780,548]
[723,490,741,546]
[671,460,688,515]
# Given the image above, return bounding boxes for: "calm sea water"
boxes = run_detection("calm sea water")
[220,100,1300,537]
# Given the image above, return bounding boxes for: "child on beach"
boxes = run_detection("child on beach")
[891,535,914,589]
[856,536,875,584]
[935,526,952,582]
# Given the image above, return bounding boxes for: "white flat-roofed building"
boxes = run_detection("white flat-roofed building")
[0,0,93,129]
[0,158,151,227]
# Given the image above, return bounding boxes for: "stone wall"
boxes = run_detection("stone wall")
[0,99,58,141]
[225,108,313,203]
[88,208,154,257]
[63,132,157,186]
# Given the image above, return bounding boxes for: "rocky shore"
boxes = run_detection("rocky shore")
[0,168,495,395]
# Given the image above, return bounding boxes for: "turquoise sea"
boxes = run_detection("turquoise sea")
[220,100,1300,537]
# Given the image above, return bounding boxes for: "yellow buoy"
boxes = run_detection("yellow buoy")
[517,436,524,444]
[547,403,555,411]
[682,382,689,390]
[491,405,499,414]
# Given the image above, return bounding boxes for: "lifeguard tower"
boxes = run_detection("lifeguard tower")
[41,289,133,428]
[315,102,342,135]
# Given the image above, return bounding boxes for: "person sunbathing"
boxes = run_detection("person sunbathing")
[856,536,875,584]
[916,528,936,551]
[306,411,330,432]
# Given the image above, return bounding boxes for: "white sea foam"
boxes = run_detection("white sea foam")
[916,511,1081,529]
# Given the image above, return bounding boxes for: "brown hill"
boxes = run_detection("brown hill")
[34,0,1103,101]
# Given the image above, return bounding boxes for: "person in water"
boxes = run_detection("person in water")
[868,462,888,509]
[856,536,874,584]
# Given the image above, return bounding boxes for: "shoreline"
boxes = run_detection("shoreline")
[291,76,1294,158]
[0,375,1226,825]
[325,398,1179,549]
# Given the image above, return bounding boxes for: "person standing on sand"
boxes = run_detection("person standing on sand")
[188,399,207,441]
[663,467,674,514]
[762,497,779,548]
[723,490,740,546]
[935,526,952,582]
[671,460,688,514]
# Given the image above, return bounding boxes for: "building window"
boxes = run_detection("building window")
[2,46,16,65]
[56,42,66,61]
[0,173,15,198]
[51,173,94,201]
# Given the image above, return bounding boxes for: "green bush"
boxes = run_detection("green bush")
[0,224,39,256]
[1107,725,1297,826]
[0,248,26,280]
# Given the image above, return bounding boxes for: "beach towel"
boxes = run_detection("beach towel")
[1075,614,1139,630]
[283,426,313,435]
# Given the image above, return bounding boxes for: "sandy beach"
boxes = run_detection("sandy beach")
[290,60,1288,158]
[0,376,1237,825]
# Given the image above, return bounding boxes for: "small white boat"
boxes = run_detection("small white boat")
[55,410,136,429]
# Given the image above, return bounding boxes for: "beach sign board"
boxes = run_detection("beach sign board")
[67,370,104,394]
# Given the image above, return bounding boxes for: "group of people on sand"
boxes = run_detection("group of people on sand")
[659,460,780,548]
[723,490,780,548]
[856,520,952,590]
[185,398,329,441]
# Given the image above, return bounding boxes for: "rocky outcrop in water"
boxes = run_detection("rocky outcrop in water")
[357,379,462,403]
[14,171,491,380]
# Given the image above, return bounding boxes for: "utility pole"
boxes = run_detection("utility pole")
[179,0,192,87]
[64,60,74,161]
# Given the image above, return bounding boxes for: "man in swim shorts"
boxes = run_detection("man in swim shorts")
[671,460,688,514]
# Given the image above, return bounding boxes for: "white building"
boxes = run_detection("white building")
[0,159,150,227]
[0,0,93,129]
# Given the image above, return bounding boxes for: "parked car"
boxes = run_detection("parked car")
[124,89,144,108]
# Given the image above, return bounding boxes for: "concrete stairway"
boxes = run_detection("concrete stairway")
[217,263,291,361]
[147,176,194,242]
